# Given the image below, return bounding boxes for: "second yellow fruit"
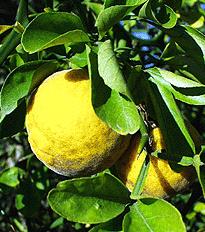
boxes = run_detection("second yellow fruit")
[116,128,195,198]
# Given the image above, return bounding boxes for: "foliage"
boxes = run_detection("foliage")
[0,0,205,231]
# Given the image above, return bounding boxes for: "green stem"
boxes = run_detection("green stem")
[131,155,150,199]
[138,112,149,154]
[130,112,149,199]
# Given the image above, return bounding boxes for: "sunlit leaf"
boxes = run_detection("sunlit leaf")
[22,12,89,53]
[1,60,58,118]
[87,45,140,135]
[139,0,177,28]
[96,0,147,38]
[48,173,130,224]
[123,198,186,232]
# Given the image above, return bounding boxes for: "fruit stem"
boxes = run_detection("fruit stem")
[137,112,149,155]
[130,155,150,200]
[130,112,149,199]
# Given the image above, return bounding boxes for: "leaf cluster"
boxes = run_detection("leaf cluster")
[0,0,205,231]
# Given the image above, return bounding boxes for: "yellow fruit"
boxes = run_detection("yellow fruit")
[26,69,130,177]
[116,128,195,198]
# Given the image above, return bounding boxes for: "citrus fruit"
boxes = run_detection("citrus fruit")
[26,69,130,177]
[116,128,196,198]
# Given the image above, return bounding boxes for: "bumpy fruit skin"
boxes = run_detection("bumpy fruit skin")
[26,69,130,177]
[116,128,195,198]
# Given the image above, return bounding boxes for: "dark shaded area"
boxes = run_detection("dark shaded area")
[0,0,17,24]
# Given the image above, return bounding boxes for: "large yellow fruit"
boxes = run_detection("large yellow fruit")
[116,128,195,198]
[26,69,130,177]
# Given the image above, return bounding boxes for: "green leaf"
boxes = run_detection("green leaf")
[147,70,196,153]
[87,46,140,135]
[123,198,186,232]
[161,40,184,59]
[0,100,26,139]
[148,68,205,88]
[50,217,64,229]
[13,218,28,232]
[47,173,130,224]
[163,53,205,84]
[9,53,25,70]
[147,82,195,161]
[176,156,194,166]
[22,12,89,53]
[164,27,205,84]
[147,68,205,105]
[0,60,58,118]
[69,49,87,68]
[157,84,195,153]
[0,167,24,187]
[98,40,130,96]
[182,0,197,7]
[167,26,205,66]
[139,0,177,29]
[184,26,205,60]
[95,90,141,135]
[96,0,147,38]
[127,67,149,105]
[83,2,103,16]
[194,202,205,215]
